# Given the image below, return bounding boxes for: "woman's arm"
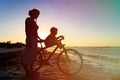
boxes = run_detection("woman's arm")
[37,35,44,42]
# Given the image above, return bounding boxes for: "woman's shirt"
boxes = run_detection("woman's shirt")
[25,17,38,37]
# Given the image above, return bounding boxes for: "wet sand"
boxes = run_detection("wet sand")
[0,48,120,80]
[38,62,118,80]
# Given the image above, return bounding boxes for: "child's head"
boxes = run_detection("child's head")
[50,27,58,35]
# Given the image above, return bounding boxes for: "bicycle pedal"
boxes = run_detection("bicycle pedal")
[49,63,53,67]
[42,61,52,66]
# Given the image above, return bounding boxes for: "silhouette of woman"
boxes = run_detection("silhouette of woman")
[22,8,41,80]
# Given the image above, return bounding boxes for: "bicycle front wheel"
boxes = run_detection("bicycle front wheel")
[57,49,83,74]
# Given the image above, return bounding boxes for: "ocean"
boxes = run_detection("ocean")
[72,47,120,76]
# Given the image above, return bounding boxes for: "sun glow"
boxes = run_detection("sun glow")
[37,33,47,48]
[38,32,47,40]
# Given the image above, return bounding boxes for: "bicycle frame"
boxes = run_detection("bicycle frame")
[45,46,59,61]
[39,43,66,63]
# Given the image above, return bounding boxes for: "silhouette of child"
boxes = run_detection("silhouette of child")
[44,27,64,48]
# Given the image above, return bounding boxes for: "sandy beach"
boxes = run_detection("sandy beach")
[0,47,120,80]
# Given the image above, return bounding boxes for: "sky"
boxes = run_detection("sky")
[0,0,120,47]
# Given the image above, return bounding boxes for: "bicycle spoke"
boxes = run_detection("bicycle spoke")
[57,49,83,74]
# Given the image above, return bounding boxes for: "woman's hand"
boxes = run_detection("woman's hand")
[37,36,44,42]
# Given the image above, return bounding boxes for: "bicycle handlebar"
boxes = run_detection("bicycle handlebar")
[57,35,64,40]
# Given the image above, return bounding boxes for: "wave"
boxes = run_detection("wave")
[84,53,120,63]
[71,47,120,63]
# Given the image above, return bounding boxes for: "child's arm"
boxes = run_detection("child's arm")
[56,35,64,40]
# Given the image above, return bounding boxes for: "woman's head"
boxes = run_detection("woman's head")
[29,8,40,19]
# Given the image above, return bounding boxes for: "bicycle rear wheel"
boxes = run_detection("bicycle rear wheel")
[57,49,83,74]
[32,51,42,72]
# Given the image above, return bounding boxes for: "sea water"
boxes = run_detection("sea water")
[71,47,120,76]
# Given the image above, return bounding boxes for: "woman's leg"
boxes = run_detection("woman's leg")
[22,63,30,80]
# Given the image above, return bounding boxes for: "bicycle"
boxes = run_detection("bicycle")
[33,38,83,74]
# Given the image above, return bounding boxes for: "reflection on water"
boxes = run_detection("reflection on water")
[72,47,120,75]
